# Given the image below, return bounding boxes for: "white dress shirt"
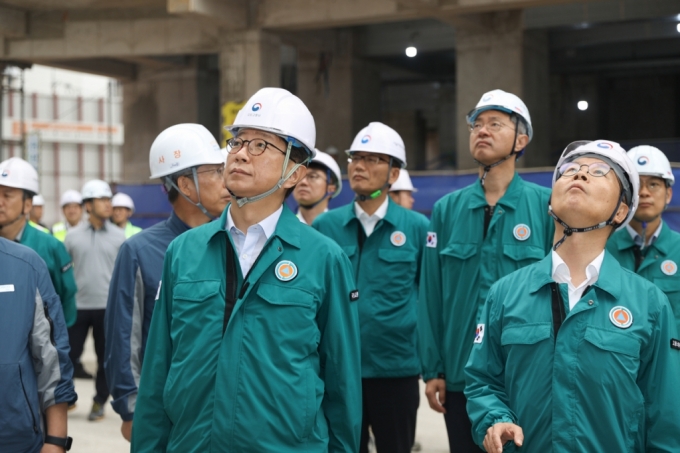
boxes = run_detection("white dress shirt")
[551,250,604,310]
[626,222,662,248]
[226,205,282,276]
[296,208,328,225]
[354,197,389,237]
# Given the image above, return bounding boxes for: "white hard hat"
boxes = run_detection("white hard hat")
[554,140,639,229]
[81,179,113,200]
[347,122,407,168]
[225,87,316,158]
[310,150,343,198]
[60,189,83,207]
[390,169,417,193]
[0,157,40,194]
[467,89,533,142]
[221,147,228,161]
[32,194,45,206]
[149,124,224,179]
[112,192,135,212]
[627,145,674,186]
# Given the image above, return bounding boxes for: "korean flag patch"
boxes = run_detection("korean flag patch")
[426,232,437,248]
[474,324,485,344]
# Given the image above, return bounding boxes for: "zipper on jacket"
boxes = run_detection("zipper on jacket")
[18,366,39,433]
[44,303,56,346]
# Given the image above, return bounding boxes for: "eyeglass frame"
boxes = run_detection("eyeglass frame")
[558,162,613,178]
[226,137,286,157]
[468,119,517,135]
[347,153,391,166]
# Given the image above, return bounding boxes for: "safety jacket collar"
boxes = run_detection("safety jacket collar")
[340,196,399,228]
[467,172,522,210]
[613,220,670,256]
[528,250,621,300]
[207,203,301,250]
[167,211,191,236]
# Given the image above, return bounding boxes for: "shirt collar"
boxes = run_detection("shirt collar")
[625,222,663,247]
[296,208,328,225]
[354,196,389,223]
[226,205,282,239]
[168,211,191,235]
[468,172,523,210]
[551,250,604,287]
[14,222,27,242]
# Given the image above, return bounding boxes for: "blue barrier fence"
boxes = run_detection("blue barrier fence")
[118,167,680,232]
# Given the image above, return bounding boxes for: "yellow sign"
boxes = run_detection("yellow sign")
[221,101,246,146]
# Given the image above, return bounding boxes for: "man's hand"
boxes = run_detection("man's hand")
[121,420,133,442]
[483,422,524,453]
[424,378,447,413]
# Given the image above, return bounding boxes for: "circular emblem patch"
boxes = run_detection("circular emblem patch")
[609,306,633,329]
[661,260,677,276]
[275,260,297,282]
[513,224,531,241]
[390,231,406,247]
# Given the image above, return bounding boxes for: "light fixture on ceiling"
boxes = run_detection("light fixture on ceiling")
[577,100,589,111]
[405,46,417,58]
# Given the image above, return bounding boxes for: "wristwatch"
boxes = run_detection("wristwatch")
[44,435,73,451]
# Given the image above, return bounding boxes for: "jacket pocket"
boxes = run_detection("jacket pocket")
[583,326,640,358]
[440,243,477,260]
[0,363,40,444]
[342,245,358,259]
[173,280,221,303]
[653,277,680,295]
[377,248,417,263]
[501,323,552,346]
[502,244,545,262]
[257,283,314,307]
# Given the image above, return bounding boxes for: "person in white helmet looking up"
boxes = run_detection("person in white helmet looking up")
[132,88,361,453]
[104,123,230,442]
[52,189,84,242]
[29,194,51,233]
[313,122,429,453]
[65,179,126,421]
[607,145,680,334]
[0,157,78,327]
[465,140,680,453]
[293,149,342,224]
[111,192,142,238]
[418,89,555,452]
[389,169,417,210]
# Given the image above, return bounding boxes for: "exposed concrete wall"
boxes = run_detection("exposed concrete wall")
[522,28,550,167]
[454,10,523,170]
[122,63,199,182]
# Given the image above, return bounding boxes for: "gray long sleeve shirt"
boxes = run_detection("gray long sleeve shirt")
[65,220,126,310]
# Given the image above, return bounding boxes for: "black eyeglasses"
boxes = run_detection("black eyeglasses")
[195,164,225,179]
[226,138,285,156]
[347,154,389,166]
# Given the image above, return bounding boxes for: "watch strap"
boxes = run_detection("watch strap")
[44,435,73,451]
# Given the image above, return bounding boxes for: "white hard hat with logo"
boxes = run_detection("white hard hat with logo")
[466,89,533,142]
[627,145,674,186]
[390,170,417,193]
[552,140,639,234]
[81,179,113,200]
[225,87,316,158]
[32,194,45,206]
[311,150,343,198]
[0,157,40,194]
[60,189,83,207]
[149,124,223,180]
[112,193,135,212]
[347,122,407,168]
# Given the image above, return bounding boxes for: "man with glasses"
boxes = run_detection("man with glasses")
[607,145,680,334]
[293,149,342,225]
[313,122,429,453]
[105,124,230,441]
[132,88,361,453]
[418,90,554,451]
[465,140,680,453]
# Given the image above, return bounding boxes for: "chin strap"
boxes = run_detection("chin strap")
[230,141,310,208]
[356,157,393,202]
[549,191,625,250]
[476,116,522,187]
[299,169,333,210]
[164,167,216,221]
[639,221,648,250]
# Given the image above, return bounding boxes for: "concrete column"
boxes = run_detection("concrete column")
[454,10,523,170]
[122,63,200,182]
[522,29,551,168]
[219,30,281,106]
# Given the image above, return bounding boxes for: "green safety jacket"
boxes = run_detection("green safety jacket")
[465,252,680,452]
[313,198,429,378]
[419,174,554,391]
[28,220,50,234]
[124,221,142,238]
[19,223,78,327]
[132,206,362,453]
[607,221,680,334]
